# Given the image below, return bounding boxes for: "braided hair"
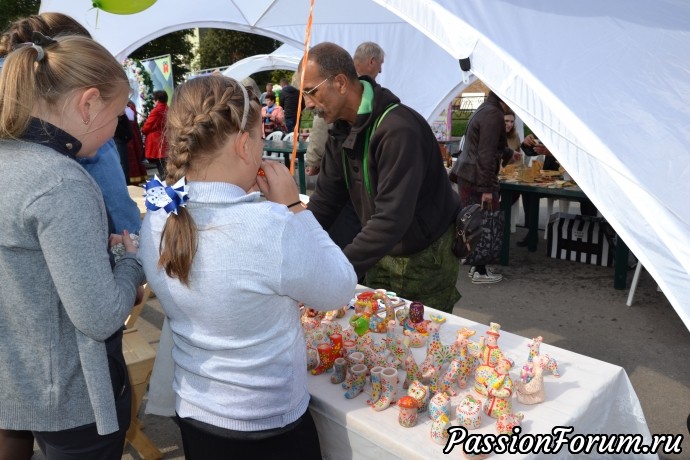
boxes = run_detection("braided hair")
[158,76,261,285]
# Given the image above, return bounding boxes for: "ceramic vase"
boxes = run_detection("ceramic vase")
[372,367,398,412]
[342,351,365,390]
[344,363,368,399]
[367,366,384,405]
[310,342,335,375]
[329,332,343,358]
[330,357,347,384]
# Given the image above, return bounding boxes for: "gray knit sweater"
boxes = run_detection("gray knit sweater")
[0,139,145,434]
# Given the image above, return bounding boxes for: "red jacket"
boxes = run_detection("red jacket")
[141,102,168,159]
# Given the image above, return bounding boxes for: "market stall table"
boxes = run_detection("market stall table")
[263,139,308,194]
[307,288,655,459]
[499,181,630,290]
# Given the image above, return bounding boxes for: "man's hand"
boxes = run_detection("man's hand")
[305,165,320,176]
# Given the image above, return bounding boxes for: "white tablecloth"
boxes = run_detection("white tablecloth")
[308,290,656,460]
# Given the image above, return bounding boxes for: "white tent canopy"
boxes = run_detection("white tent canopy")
[40,0,690,330]
[222,43,302,80]
[39,0,463,122]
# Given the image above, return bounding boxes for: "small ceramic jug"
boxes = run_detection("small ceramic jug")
[428,392,450,420]
[397,396,419,427]
[455,394,482,430]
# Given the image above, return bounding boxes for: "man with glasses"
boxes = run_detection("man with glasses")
[301,42,460,313]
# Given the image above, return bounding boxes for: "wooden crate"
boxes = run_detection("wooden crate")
[123,328,162,460]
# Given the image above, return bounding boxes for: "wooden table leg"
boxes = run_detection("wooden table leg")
[526,194,540,252]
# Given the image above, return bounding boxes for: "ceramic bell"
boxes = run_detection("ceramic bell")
[455,394,482,430]
[428,392,451,420]
[430,413,450,445]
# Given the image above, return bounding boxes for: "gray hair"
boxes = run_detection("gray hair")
[353,41,384,63]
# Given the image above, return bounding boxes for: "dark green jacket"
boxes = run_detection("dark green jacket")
[308,77,459,278]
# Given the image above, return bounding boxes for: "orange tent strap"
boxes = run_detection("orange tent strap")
[290,0,315,174]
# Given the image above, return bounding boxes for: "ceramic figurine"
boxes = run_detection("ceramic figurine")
[401,339,422,389]
[397,396,419,427]
[478,322,504,368]
[396,304,409,325]
[407,379,431,413]
[521,336,560,383]
[372,367,399,411]
[430,413,451,445]
[402,301,431,335]
[350,312,371,337]
[455,394,482,430]
[367,366,385,405]
[419,321,458,393]
[516,355,547,404]
[306,347,319,371]
[382,320,406,369]
[357,333,388,369]
[330,357,347,384]
[428,392,451,420]
[496,412,524,435]
[403,329,428,348]
[354,291,376,315]
[482,357,515,419]
[344,363,368,399]
[437,328,476,395]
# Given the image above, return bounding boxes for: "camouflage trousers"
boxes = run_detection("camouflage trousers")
[364,225,461,313]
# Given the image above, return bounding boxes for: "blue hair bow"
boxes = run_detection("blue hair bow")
[144,175,189,215]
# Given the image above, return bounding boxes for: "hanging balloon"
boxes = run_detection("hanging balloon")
[92,0,158,15]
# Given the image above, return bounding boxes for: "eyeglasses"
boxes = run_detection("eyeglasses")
[302,75,333,98]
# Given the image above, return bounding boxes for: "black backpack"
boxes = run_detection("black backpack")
[451,204,484,258]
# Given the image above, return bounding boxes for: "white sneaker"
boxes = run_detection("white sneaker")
[472,271,503,284]
[467,266,476,278]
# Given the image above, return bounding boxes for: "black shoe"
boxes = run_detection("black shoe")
[516,237,529,247]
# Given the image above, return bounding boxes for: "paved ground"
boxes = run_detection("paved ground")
[32,197,690,460]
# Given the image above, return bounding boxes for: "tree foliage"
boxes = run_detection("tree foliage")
[198,28,280,70]
[0,0,40,31]
[129,29,195,86]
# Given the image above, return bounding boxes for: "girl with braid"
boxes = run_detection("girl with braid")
[138,76,356,459]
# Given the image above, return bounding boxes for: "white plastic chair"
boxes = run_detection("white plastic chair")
[264,131,286,162]
[282,131,295,142]
[266,131,284,141]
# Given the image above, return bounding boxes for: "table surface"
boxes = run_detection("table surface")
[308,288,654,459]
[499,180,587,200]
[263,139,309,153]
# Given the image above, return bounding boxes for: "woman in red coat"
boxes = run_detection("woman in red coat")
[142,90,169,178]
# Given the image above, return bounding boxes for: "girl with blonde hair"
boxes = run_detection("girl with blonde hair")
[138,76,355,459]
[0,34,145,459]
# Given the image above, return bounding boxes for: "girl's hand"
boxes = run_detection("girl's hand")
[255,160,300,207]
